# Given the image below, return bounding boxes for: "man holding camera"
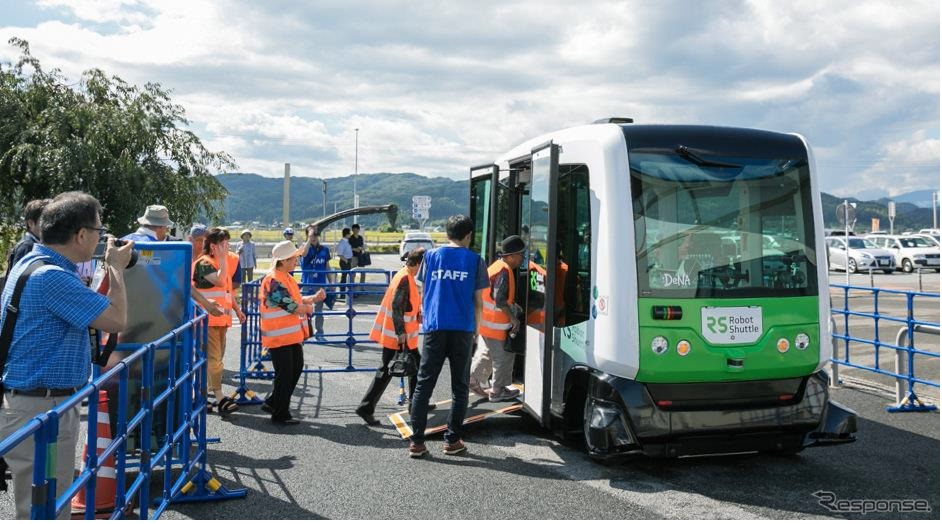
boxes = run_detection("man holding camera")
[0,191,133,519]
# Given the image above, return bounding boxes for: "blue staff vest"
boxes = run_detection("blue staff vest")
[301,244,331,285]
[421,246,482,333]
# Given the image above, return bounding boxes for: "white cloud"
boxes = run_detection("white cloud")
[0,0,938,199]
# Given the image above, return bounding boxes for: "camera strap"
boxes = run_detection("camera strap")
[91,330,118,367]
[0,259,50,403]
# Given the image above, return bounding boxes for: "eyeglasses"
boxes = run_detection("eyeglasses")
[84,225,109,236]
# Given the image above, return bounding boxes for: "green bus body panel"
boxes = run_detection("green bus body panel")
[636,296,820,383]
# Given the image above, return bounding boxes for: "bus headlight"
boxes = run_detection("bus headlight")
[776,338,790,353]
[795,332,810,350]
[651,336,669,355]
[676,339,691,356]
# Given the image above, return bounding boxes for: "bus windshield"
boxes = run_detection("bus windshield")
[631,150,818,298]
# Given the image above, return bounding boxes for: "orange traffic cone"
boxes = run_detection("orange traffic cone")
[71,390,117,518]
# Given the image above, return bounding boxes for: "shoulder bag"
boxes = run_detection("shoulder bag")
[388,344,417,377]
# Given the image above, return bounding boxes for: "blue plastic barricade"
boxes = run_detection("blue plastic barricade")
[0,241,245,519]
[830,284,940,413]
[236,268,394,405]
[0,311,245,519]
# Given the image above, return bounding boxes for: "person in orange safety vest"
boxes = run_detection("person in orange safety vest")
[470,235,526,402]
[259,240,326,425]
[355,247,426,426]
[192,227,246,414]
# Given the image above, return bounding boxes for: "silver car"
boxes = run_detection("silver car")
[826,236,896,274]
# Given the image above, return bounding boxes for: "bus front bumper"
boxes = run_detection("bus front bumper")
[584,371,856,458]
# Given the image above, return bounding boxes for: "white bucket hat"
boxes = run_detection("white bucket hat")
[271,240,298,262]
[137,205,173,227]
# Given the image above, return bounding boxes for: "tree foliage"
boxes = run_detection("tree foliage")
[0,38,233,245]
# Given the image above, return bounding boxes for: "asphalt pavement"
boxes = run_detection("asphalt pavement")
[157,259,937,520]
[0,256,937,520]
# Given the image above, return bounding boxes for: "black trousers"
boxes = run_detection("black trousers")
[357,348,419,415]
[267,343,304,421]
[339,259,351,285]
[410,330,474,444]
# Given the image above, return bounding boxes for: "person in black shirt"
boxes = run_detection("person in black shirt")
[349,224,366,283]
[4,199,50,278]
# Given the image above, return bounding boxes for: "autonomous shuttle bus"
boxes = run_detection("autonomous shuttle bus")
[469,120,857,458]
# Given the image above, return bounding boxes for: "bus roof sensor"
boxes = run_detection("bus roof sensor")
[593,117,634,124]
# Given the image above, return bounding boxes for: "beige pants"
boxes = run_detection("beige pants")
[1,392,80,519]
[206,326,228,393]
[470,335,516,393]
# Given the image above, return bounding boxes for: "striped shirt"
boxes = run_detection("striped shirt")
[0,245,110,389]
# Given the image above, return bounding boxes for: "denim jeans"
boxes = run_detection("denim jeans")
[409,330,474,444]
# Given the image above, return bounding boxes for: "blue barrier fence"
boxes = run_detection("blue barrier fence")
[0,310,245,519]
[236,268,394,405]
[830,284,940,413]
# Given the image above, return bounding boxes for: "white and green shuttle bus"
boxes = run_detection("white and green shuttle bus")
[469,119,857,458]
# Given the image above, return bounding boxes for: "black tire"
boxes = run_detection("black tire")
[902,259,914,273]
[847,258,857,273]
[583,396,618,464]
[883,269,894,274]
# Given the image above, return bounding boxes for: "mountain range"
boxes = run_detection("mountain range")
[216,173,938,232]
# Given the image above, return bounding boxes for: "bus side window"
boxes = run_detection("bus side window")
[555,165,591,328]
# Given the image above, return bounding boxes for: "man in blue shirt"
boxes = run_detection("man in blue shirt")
[408,215,488,458]
[0,191,133,519]
[336,227,354,285]
[298,225,333,340]
[122,204,172,242]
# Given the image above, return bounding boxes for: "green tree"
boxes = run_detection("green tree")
[0,38,233,268]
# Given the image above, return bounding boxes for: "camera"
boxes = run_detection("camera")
[93,237,139,269]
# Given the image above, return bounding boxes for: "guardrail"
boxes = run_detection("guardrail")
[236,269,393,405]
[830,284,940,412]
[0,310,245,519]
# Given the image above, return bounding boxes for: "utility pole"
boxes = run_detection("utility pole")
[888,200,896,235]
[322,179,328,221]
[353,128,359,224]
[933,191,939,230]
[283,163,291,227]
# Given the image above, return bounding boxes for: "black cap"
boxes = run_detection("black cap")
[499,235,526,256]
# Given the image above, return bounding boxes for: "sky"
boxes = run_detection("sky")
[0,0,939,200]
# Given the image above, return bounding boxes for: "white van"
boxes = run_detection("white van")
[399,231,435,258]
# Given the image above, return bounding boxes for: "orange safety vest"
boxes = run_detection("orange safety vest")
[481,259,516,341]
[369,267,421,350]
[194,254,233,328]
[259,270,310,348]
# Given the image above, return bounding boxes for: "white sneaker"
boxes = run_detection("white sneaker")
[488,387,521,402]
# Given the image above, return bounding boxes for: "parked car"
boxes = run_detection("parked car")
[825,236,896,274]
[918,228,940,242]
[399,231,435,258]
[914,234,941,247]
[865,234,941,273]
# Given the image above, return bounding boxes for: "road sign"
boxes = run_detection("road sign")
[412,195,431,205]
